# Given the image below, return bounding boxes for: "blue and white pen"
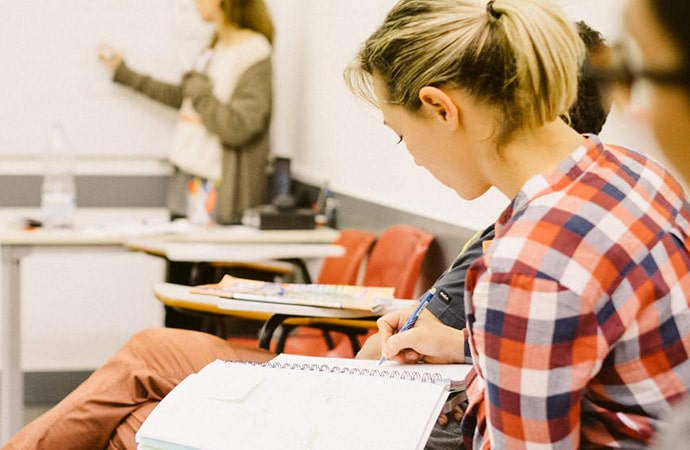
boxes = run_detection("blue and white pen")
[378,287,436,365]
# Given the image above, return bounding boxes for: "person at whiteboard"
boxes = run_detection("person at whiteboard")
[98,0,274,226]
[99,0,274,330]
[358,0,690,448]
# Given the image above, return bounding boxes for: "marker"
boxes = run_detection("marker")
[194,49,213,73]
[98,47,115,61]
[378,287,436,365]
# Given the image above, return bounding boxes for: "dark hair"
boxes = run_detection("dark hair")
[566,21,611,134]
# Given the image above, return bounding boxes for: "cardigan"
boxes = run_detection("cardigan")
[113,36,272,224]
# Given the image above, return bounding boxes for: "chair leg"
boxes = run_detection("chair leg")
[347,331,362,355]
[322,330,335,349]
[275,326,341,354]
[200,315,226,337]
[274,325,293,353]
[259,315,289,350]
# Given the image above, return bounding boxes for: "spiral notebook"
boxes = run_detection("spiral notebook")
[136,355,472,450]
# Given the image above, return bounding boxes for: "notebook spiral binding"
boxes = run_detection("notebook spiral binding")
[228,360,444,383]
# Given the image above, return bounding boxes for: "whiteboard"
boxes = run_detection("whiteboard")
[0,0,213,159]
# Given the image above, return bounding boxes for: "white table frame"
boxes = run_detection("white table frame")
[1,213,342,443]
[125,228,344,284]
[1,243,130,442]
[0,207,171,444]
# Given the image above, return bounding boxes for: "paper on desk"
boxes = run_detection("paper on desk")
[192,274,395,312]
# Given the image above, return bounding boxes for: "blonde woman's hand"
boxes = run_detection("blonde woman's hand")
[355,332,382,360]
[97,44,123,70]
[378,307,465,364]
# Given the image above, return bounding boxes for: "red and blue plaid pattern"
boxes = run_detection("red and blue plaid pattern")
[463,135,690,449]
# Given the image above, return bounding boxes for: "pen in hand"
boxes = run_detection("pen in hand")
[379,287,436,365]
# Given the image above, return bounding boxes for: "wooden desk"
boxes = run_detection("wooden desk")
[0,207,170,444]
[153,282,414,350]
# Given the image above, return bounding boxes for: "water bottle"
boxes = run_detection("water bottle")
[323,189,337,228]
[41,124,77,228]
[313,182,337,228]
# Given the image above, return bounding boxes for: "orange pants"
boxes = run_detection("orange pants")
[3,328,274,450]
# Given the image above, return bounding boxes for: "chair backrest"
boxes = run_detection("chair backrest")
[316,229,376,285]
[361,225,435,298]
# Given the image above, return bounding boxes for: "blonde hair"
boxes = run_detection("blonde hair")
[217,0,275,43]
[345,0,584,144]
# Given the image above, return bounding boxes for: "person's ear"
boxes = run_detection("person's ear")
[419,86,460,130]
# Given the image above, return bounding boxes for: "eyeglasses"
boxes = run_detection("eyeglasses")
[584,39,690,120]
[587,41,690,91]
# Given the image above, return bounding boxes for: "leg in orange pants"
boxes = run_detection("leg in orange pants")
[3,328,274,450]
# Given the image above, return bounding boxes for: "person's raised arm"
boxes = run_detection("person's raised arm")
[98,44,183,109]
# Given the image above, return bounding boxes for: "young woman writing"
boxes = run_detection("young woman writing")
[348,0,690,447]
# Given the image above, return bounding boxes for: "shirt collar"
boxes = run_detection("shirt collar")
[495,134,605,233]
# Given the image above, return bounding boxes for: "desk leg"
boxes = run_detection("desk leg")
[1,246,27,445]
[279,259,312,283]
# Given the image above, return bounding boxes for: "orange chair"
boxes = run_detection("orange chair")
[315,229,376,285]
[361,225,435,299]
[226,228,376,352]
[281,225,435,356]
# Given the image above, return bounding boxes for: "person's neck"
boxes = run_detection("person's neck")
[490,120,586,199]
[216,24,254,46]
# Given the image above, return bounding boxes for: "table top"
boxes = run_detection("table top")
[0,207,171,245]
[154,282,415,319]
[128,225,341,244]
[127,240,344,262]
[0,208,341,248]
[124,224,343,262]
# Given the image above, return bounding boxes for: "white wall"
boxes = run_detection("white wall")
[267,0,676,232]
[0,0,212,162]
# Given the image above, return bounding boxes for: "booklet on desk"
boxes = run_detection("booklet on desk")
[136,354,473,450]
[190,274,395,313]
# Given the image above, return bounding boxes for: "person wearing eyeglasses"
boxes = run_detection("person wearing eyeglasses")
[621,1,690,449]
[621,0,690,185]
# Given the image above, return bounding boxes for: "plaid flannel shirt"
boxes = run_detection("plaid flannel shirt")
[463,135,690,449]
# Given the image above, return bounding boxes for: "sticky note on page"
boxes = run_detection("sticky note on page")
[189,365,264,401]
